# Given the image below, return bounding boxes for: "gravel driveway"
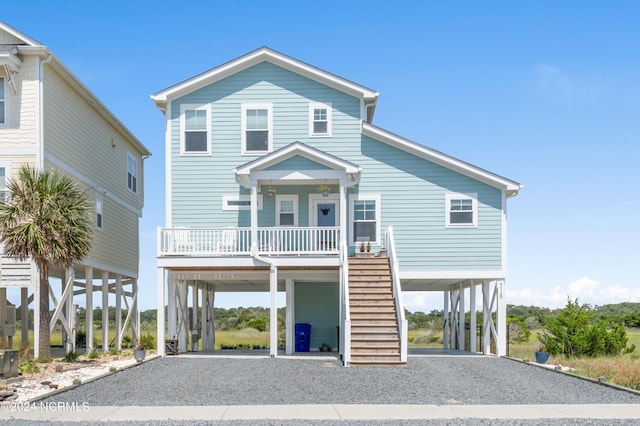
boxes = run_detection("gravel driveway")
[2,354,638,425]
[43,354,639,406]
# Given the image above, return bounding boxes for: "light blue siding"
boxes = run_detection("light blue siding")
[294,282,339,350]
[266,155,332,171]
[169,60,505,271]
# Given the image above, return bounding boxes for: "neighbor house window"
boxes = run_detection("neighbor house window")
[180,104,210,154]
[276,195,298,226]
[127,152,137,193]
[222,194,263,211]
[0,77,5,125]
[446,193,477,227]
[309,102,331,136]
[241,103,272,154]
[0,166,7,203]
[349,194,381,245]
[95,195,103,230]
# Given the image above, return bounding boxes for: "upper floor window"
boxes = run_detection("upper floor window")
[0,77,5,125]
[446,193,477,227]
[349,194,381,245]
[276,195,298,226]
[180,104,210,154]
[95,194,103,230]
[242,103,272,154]
[127,152,138,193]
[309,102,331,137]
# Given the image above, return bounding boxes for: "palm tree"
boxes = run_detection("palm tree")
[0,165,92,360]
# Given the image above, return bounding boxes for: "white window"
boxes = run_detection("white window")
[180,104,210,154]
[349,194,381,245]
[241,103,272,154]
[309,102,331,136]
[446,193,478,227]
[0,77,5,125]
[127,152,138,193]
[276,195,298,226]
[95,194,103,230]
[222,194,263,211]
[0,166,6,203]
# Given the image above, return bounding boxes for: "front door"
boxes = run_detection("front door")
[311,194,339,251]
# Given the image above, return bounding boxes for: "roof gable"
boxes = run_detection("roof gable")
[234,141,362,188]
[152,47,379,119]
[362,122,522,196]
[0,21,41,46]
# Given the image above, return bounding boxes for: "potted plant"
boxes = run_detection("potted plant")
[359,241,365,252]
[318,185,332,197]
[134,343,146,362]
[534,343,549,364]
[366,241,371,252]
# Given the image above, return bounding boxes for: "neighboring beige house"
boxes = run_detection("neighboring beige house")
[0,21,151,357]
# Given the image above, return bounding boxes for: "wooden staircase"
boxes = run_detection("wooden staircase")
[348,256,405,367]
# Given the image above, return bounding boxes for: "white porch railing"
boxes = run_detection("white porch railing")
[158,226,340,257]
[385,226,408,363]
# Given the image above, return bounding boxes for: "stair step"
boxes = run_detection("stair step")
[349,361,406,368]
[350,305,395,312]
[349,293,393,299]
[350,354,403,362]
[350,300,395,307]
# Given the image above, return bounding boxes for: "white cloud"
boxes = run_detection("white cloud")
[509,276,640,309]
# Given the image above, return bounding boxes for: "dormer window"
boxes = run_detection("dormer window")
[309,102,331,137]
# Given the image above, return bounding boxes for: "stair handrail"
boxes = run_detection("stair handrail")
[385,226,408,363]
[340,238,351,366]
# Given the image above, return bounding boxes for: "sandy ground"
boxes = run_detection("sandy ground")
[7,352,144,402]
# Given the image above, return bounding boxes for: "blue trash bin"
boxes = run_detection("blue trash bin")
[295,323,311,352]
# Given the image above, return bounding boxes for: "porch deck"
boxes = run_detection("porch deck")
[158,226,340,257]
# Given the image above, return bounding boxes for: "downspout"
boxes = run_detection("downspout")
[37,53,53,171]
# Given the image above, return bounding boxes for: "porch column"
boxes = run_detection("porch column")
[470,281,477,353]
[178,281,189,352]
[250,184,258,254]
[115,274,122,350]
[192,282,199,351]
[285,278,294,355]
[131,279,139,346]
[65,267,75,353]
[339,183,347,248]
[201,285,213,351]
[449,289,457,349]
[496,280,507,356]
[102,271,109,352]
[443,290,449,350]
[482,280,491,354]
[167,279,177,340]
[21,287,29,349]
[269,264,278,358]
[85,266,94,351]
[157,268,166,356]
[458,282,465,351]
[209,288,215,349]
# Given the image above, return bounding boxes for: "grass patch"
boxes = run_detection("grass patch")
[214,329,270,350]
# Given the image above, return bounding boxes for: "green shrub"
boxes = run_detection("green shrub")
[19,358,40,374]
[138,333,156,350]
[538,298,632,357]
[64,351,80,362]
[87,347,101,359]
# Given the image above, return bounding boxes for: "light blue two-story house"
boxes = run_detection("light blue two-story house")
[153,47,521,366]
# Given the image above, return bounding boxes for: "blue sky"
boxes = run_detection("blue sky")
[4,1,639,312]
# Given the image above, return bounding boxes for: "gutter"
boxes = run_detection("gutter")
[37,53,53,171]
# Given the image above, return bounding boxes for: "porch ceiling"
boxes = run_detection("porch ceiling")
[168,267,339,292]
[401,278,483,292]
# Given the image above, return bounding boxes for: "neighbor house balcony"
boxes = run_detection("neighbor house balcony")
[158,226,340,257]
